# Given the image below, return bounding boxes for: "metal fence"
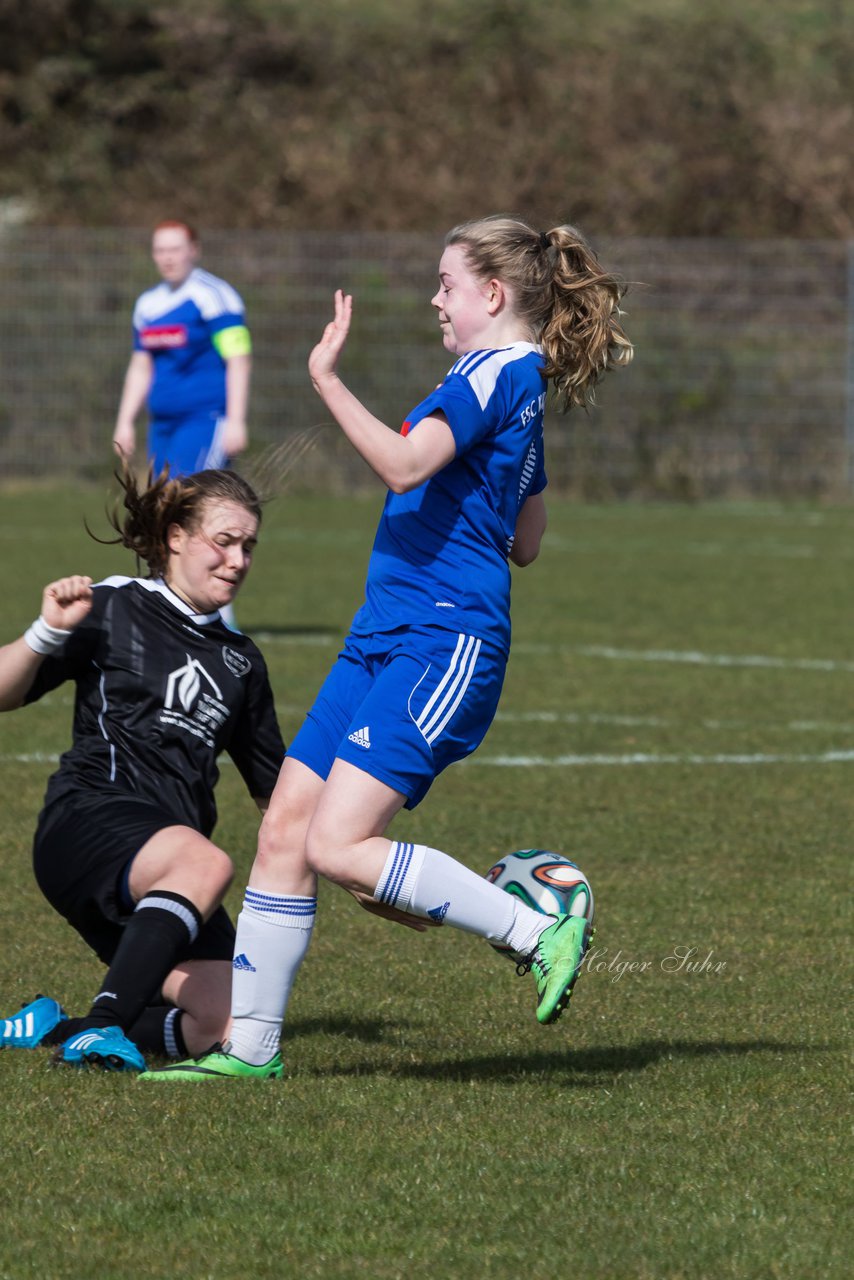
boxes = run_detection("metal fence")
[0,229,850,497]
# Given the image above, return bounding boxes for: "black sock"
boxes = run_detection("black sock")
[79,891,203,1034]
[43,1005,187,1057]
[127,1005,188,1057]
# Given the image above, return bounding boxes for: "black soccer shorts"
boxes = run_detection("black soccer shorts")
[33,791,236,966]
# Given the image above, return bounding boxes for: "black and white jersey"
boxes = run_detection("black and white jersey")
[24,577,285,836]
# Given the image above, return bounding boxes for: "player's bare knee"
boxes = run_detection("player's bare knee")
[207,847,234,898]
[303,825,348,884]
[182,845,233,913]
[256,802,309,872]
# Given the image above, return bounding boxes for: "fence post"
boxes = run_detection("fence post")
[848,241,854,490]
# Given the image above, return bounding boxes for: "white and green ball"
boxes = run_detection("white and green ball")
[485,848,595,961]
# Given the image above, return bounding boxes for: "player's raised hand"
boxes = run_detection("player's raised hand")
[348,887,443,933]
[41,576,94,631]
[220,417,249,458]
[308,289,353,386]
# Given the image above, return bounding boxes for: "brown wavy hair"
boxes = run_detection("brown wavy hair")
[95,466,262,577]
[445,215,633,410]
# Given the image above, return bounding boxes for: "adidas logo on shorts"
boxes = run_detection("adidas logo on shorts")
[347,726,371,749]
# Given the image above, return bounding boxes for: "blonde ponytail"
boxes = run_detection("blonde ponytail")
[445,215,632,411]
[540,224,633,410]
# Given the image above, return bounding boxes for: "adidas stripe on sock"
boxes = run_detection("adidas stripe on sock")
[227,888,317,1067]
[374,842,545,951]
[375,841,427,910]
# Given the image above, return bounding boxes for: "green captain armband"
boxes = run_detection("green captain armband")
[213,325,252,359]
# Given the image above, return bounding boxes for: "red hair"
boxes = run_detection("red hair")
[152,219,199,245]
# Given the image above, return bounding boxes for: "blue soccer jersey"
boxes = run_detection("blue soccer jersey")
[351,342,548,654]
[132,267,250,418]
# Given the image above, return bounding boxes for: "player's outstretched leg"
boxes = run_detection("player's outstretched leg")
[521,915,595,1025]
[138,1042,282,1082]
[372,840,595,1026]
[0,996,67,1048]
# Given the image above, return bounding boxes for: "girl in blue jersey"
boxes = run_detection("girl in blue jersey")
[145,215,632,1081]
[112,220,254,633]
[112,221,252,478]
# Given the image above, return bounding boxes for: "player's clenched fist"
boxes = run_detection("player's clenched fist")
[42,576,94,631]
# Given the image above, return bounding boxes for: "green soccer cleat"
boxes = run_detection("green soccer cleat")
[138,1043,283,1081]
[523,914,593,1025]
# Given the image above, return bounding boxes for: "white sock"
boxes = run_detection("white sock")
[375,842,546,954]
[227,888,316,1066]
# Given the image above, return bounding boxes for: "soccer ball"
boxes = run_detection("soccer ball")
[485,848,595,961]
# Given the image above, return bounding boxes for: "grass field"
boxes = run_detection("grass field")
[0,487,850,1279]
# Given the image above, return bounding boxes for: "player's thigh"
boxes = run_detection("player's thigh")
[308,758,407,853]
[127,825,233,909]
[33,793,196,964]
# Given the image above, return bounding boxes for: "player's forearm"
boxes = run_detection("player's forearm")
[115,354,153,429]
[510,493,547,566]
[225,354,251,427]
[0,637,44,711]
[312,374,435,494]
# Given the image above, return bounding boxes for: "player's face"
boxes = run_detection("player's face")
[431,245,495,355]
[152,228,199,286]
[166,500,259,614]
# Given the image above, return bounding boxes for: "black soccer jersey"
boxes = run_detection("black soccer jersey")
[24,577,286,836]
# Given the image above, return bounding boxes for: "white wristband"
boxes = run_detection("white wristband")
[23,615,73,656]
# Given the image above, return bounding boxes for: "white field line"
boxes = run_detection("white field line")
[7,709,854,768]
[1,752,60,763]
[0,752,240,766]
[467,750,854,767]
[496,709,666,727]
[513,643,854,673]
[7,751,854,768]
[251,632,337,646]
[494,709,854,733]
[241,633,854,675]
[541,534,822,560]
[20,702,854,734]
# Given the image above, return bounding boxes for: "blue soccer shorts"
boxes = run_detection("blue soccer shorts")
[148,410,229,476]
[288,624,507,808]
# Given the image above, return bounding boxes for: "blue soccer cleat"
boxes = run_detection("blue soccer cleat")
[54,1026,147,1073]
[0,996,67,1049]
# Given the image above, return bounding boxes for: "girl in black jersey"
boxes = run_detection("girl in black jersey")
[0,468,284,1072]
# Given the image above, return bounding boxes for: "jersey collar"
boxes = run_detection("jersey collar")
[145,577,222,625]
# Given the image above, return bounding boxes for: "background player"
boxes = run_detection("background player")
[0,469,284,1072]
[146,214,633,1081]
[112,220,252,477]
